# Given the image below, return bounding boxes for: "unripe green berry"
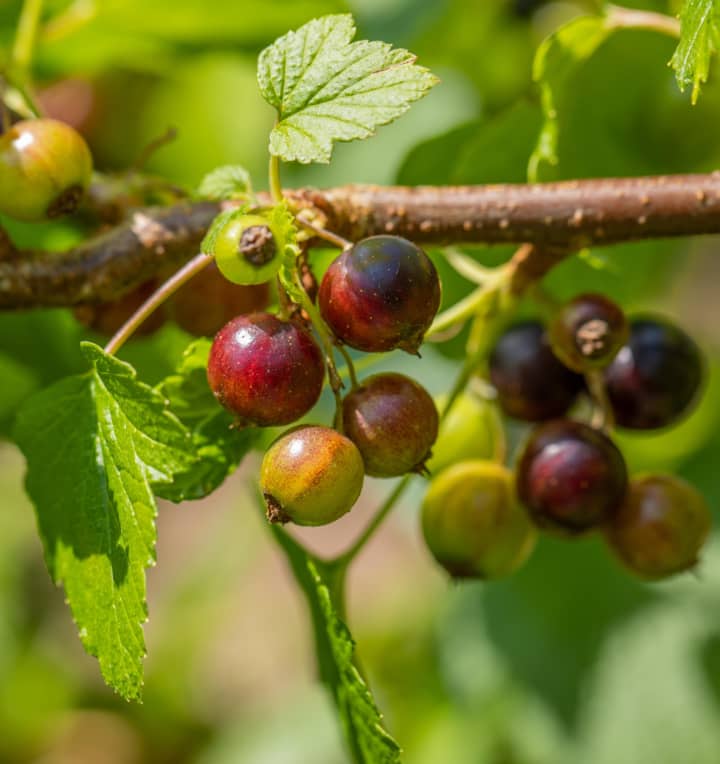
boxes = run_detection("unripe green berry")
[214,213,281,285]
[426,392,502,475]
[421,461,537,579]
[0,118,93,222]
[260,425,364,526]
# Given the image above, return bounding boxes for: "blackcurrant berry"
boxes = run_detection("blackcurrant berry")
[549,293,629,372]
[167,261,270,336]
[516,419,628,535]
[489,321,584,421]
[604,317,704,430]
[341,372,439,478]
[421,461,537,579]
[318,235,441,354]
[260,425,364,526]
[605,474,711,580]
[425,392,501,475]
[207,312,324,426]
[213,213,281,285]
[0,118,93,222]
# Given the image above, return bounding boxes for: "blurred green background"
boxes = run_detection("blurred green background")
[2,0,720,761]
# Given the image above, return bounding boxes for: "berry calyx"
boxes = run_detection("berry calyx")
[516,419,628,534]
[341,372,439,478]
[213,213,281,285]
[260,425,364,526]
[318,235,441,354]
[605,474,711,580]
[207,312,324,426]
[549,292,629,372]
[604,317,704,430]
[0,118,93,222]
[489,321,584,421]
[421,461,537,579]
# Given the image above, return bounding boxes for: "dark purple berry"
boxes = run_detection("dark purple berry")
[342,373,439,478]
[606,474,711,580]
[318,235,441,354]
[549,293,629,372]
[207,312,324,426]
[489,321,584,421]
[604,317,703,430]
[516,419,628,534]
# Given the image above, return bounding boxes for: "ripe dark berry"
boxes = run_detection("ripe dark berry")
[489,321,584,421]
[549,293,629,372]
[604,317,703,430]
[207,312,324,426]
[605,474,711,580]
[167,261,270,336]
[341,372,439,478]
[318,235,441,354]
[260,425,364,526]
[421,461,537,579]
[214,213,281,285]
[516,419,628,534]
[0,118,93,222]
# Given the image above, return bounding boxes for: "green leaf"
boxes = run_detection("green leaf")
[670,0,720,104]
[155,340,259,501]
[528,15,612,181]
[272,528,401,763]
[197,165,254,202]
[13,343,196,700]
[257,13,438,163]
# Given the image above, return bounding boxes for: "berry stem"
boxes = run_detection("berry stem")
[296,218,352,250]
[441,247,495,285]
[605,5,680,38]
[104,253,212,355]
[426,272,506,339]
[11,0,44,77]
[335,475,412,565]
[269,153,283,204]
[586,368,616,431]
[336,344,359,389]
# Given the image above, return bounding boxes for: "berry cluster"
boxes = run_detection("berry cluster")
[424,297,709,583]
[205,233,442,526]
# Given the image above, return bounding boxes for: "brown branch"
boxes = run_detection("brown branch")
[2,173,720,308]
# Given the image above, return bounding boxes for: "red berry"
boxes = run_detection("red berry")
[260,425,364,526]
[549,292,629,372]
[318,235,441,354]
[604,317,703,430]
[0,118,93,222]
[341,372,439,478]
[516,419,628,534]
[605,474,711,580]
[207,313,324,426]
[489,321,584,421]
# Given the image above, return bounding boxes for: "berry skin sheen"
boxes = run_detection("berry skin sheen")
[319,235,441,354]
[260,425,365,526]
[604,317,704,430]
[0,118,93,222]
[516,419,628,535]
[342,372,439,478]
[421,461,537,579]
[489,321,584,421]
[207,312,324,426]
[606,474,711,580]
